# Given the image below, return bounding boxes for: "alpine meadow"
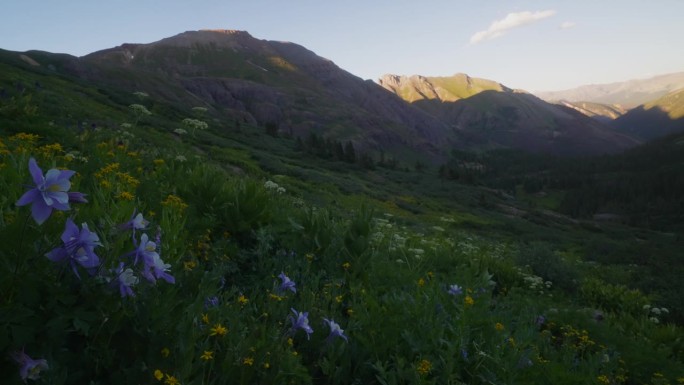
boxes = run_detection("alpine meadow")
[1,28,683,385]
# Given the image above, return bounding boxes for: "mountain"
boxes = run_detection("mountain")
[554,101,626,123]
[2,30,641,159]
[75,30,451,160]
[535,72,684,108]
[612,88,684,140]
[379,73,640,156]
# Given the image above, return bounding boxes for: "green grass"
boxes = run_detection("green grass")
[0,59,683,384]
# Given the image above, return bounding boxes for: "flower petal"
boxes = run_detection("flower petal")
[28,158,44,186]
[16,189,39,207]
[31,200,52,224]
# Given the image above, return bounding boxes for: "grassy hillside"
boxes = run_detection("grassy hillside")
[1,49,683,385]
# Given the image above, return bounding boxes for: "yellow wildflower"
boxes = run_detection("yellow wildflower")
[417,278,425,287]
[416,359,432,376]
[238,295,249,306]
[269,293,284,301]
[162,194,188,211]
[243,357,254,366]
[201,313,209,324]
[597,375,610,384]
[183,260,196,271]
[161,347,170,357]
[154,370,164,381]
[342,262,351,270]
[495,322,505,331]
[164,374,180,385]
[9,133,40,142]
[305,253,314,262]
[210,323,227,337]
[464,296,474,306]
[200,351,214,361]
[335,295,344,303]
[117,191,135,201]
[153,158,165,166]
[427,271,434,279]
[263,362,270,369]
[287,338,293,347]
[346,308,354,316]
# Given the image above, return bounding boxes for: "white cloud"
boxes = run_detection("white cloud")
[560,21,576,29]
[469,10,557,44]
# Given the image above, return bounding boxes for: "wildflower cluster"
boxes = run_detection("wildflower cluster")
[10,156,177,380]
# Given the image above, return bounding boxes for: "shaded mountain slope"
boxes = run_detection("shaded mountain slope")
[612,88,684,140]
[78,30,450,159]
[380,74,640,155]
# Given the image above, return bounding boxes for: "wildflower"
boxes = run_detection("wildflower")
[243,357,254,366]
[597,375,610,384]
[335,295,344,303]
[536,315,546,327]
[448,284,463,296]
[323,318,348,342]
[287,337,293,346]
[173,128,187,135]
[204,296,219,309]
[200,351,214,361]
[183,260,196,271]
[417,278,425,287]
[237,295,249,306]
[342,262,351,270]
[12,351,48,381]
[136,233,175,284]
[164,374,180,385]
[112,262,138,297]
[416,359,432,376]
[16,158,85,224]
[122,211,149,232]
[495,322,505,331]
[154,369,164,380]
[210,323,227,337]
[161,348,170,357]
[175,155,187,162]
[201,313,210,324]
[278,272,297,293]
[46,218,101,278]
[153,159,165,166]
[117,191,135,201]
[464,295,474,306]
[289,308,314,339]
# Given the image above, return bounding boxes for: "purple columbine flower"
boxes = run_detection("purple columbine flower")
[16,158,86,224]
[448,284,463,296]
[323,318,348,342]
[278,272,296,293]
[11,350,49,381]
[204,296,219,309]
[122,211,149,231]
[112,262,138,298]
[46,218,101,279]
[135,233,174,284]
[289,308,313,339]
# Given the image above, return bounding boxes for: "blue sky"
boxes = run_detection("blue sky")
[2,0,683,91]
